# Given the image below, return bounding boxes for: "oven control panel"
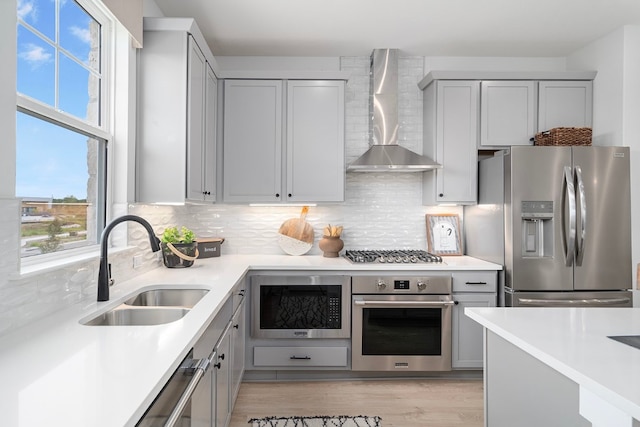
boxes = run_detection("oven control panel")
[352,275,452,295]
[394,280,410,290]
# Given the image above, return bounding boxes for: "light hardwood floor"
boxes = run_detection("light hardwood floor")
[229,379,484,427]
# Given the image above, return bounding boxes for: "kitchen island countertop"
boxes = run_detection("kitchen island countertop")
[0,254,500,427]
[466,306,640,425]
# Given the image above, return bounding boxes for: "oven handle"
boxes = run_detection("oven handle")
[354,300,455,307]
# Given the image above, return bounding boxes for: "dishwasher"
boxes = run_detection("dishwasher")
[136,321,231,427]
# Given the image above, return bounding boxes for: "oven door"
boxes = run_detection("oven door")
[351,294,453,371]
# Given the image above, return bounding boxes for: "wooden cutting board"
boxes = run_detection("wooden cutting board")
[278,206,314,244]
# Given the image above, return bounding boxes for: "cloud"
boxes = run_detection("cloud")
[19,43,53,68]
[69,26,92,45]
[17,0,36,21]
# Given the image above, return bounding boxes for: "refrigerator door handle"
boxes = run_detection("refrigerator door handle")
[575,166,587,266]
[563,166,576,267]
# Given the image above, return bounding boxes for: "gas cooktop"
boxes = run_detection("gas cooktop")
[344,249,443,264]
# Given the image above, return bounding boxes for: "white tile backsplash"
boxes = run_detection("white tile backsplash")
[0,56,462,336]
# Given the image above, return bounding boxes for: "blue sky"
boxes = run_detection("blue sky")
[16,0,98,200]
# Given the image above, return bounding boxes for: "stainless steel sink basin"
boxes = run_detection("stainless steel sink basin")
[123,288,209,308]
[82,306,190,326]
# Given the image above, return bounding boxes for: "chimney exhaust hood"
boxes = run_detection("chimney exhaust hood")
[347,49,441,172]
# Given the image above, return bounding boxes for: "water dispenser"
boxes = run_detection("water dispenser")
[521,201,554,258]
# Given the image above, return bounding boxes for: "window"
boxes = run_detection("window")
[16,0,110,259]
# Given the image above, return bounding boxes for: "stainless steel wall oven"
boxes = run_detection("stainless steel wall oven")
[351,275,453,371]
[251,275,350,339]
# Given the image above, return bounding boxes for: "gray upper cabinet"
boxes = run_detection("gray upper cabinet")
[480,81,536,148]
[136,18,217,204]
[478,79,594,148]
[223,80,283,203]
[423,80,479,205]
[223,79,345,203]
[186,41,217,202]
[538,80,593,131]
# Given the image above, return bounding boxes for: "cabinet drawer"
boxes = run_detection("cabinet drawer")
[253,346,348,367]
[452,271,497,293]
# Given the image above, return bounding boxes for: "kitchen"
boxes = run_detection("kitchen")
[2,0,640,426]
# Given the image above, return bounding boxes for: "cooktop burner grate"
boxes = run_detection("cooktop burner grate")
[344,249,443,264]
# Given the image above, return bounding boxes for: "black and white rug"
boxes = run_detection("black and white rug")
[249,415,382,427]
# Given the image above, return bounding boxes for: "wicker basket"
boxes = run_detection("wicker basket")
[534,127,592,146]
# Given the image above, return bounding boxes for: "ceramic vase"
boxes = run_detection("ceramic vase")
[318,235,344,258]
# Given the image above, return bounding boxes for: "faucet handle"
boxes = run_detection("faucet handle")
[108,264,114,286]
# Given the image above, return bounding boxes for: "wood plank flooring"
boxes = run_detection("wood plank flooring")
[229,379,484,427]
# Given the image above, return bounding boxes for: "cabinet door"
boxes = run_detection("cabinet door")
[136,30,188,203]
[223,80,282,202]
[538,81,593,131]
[203,65,217,201]
[214,329,231,427]
[286,81,345,202]
[186,37,207,202]
[423,81,479,205]
[480,81,535,147]
[230,297,245,407]
[452,293,496,369]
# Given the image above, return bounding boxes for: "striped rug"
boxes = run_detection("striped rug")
[249,415,382,427]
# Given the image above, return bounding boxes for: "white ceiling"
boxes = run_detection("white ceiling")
[152,0,640,57]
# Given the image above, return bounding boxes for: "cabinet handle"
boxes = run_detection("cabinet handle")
[219,353,225,361]
[233,324,239,329]
[275,193,280,198]
[439,193,444,197]
[288,193,292,197]
[465,281,488,285]
[290,355,311,360]
[214,362,221,369]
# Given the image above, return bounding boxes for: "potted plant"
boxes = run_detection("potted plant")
[160,226,198,268]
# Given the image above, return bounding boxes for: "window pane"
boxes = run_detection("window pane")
[17,0,55,42]
[17,24,55,106]
[59,52,99,125]
[16,112,103,257]
[60,0,100,72]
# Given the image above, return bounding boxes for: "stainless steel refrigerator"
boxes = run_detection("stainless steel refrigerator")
[465,145,633,307]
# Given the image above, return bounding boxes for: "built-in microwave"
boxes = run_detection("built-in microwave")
[250,275,351,339]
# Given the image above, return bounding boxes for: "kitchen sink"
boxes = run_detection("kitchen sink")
[124,288,209,308]
[82,306,190,326]
[81,287,209,326]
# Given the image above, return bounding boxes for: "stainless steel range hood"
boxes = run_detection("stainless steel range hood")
[347,49,441,172]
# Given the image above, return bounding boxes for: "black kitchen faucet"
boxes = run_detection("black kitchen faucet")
[97,215,161,301]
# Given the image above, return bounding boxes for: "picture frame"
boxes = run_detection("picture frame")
[426,214,463,256]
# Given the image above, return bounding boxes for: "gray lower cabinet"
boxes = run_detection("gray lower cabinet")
[230,292,246,407]
[452,271,497,369]
[214,329,231,427]
[188,286,245,427]
[253,346,348,367]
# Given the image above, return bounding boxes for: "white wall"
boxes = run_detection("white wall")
[567,25,640,300]
[424,56,566,73]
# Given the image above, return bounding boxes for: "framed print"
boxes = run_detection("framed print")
[426,214,463,256]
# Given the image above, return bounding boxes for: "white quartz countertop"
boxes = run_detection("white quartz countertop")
[466,307,640,422]
[0,254,500,427]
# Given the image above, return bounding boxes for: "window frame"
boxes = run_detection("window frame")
[16,0,115,264]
